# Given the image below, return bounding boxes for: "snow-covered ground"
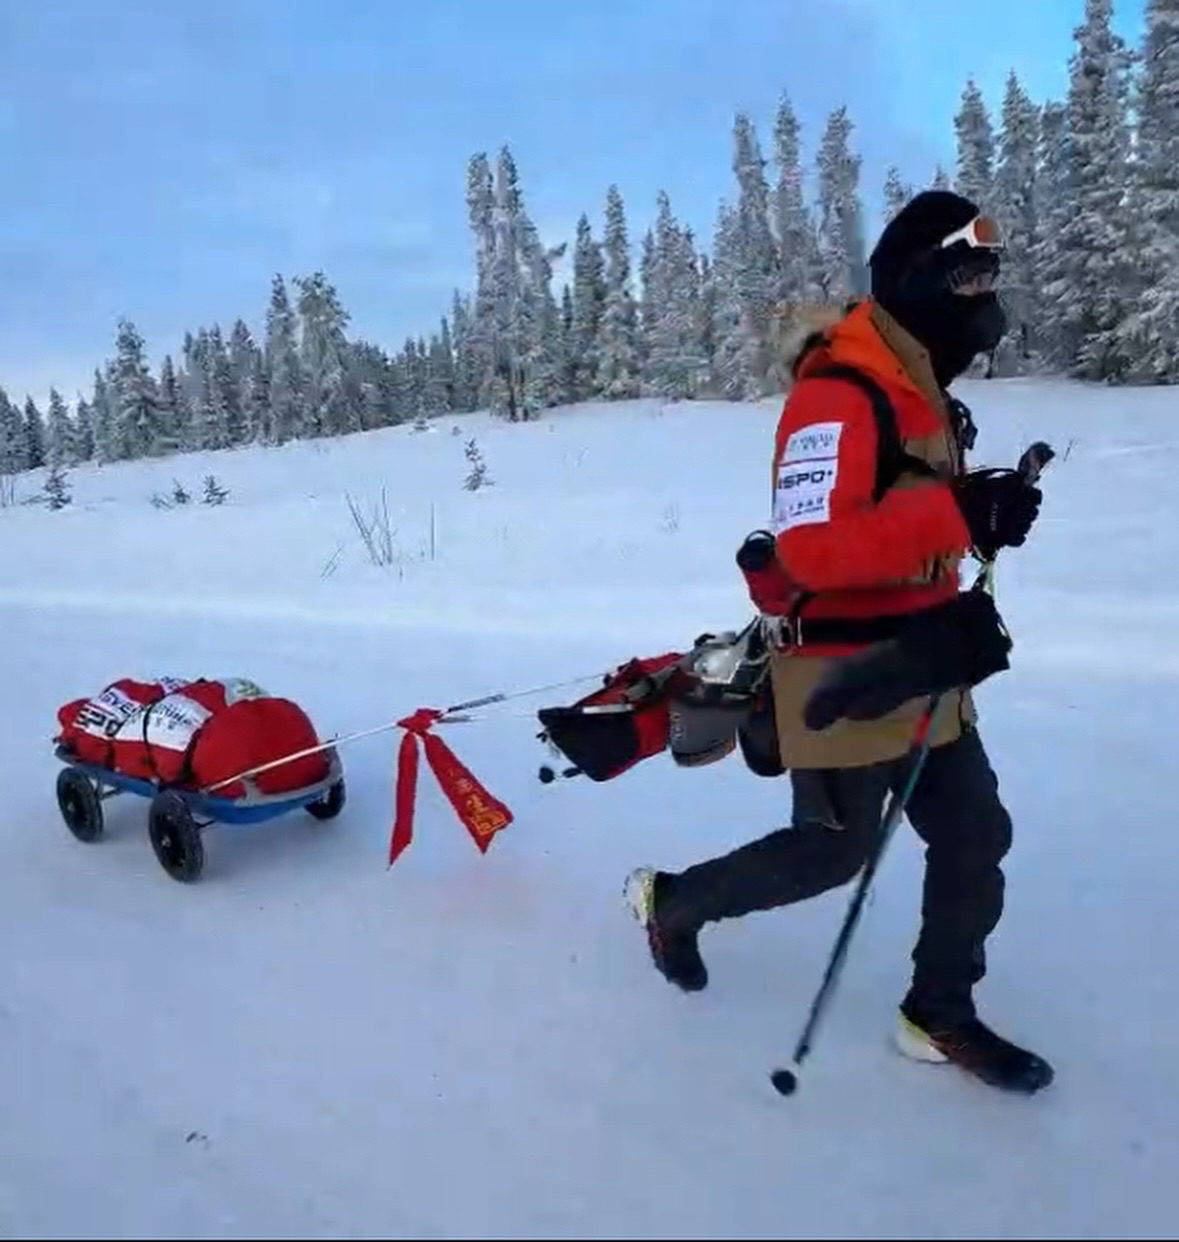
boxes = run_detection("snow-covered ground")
[2,381,1177,1240]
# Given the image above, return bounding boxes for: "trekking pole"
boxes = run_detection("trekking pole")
[769,440,1054,1098]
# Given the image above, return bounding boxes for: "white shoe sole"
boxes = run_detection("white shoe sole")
[893,1013,950,1064]
[623,866,656,924]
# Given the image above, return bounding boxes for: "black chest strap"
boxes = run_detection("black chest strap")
[807,363,943,501]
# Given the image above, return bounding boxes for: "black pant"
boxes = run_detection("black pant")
[660,726,1012,1023]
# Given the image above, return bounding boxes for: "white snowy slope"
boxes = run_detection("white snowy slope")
[1,380,1177,1240]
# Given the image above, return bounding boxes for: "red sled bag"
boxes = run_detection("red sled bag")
[537,654,686,782]
[56,676,330,798]
[537,628,772,783]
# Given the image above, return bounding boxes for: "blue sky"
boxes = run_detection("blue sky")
[0,0,1146,405]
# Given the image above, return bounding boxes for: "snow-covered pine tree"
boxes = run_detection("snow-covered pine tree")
[556,284,573,399]
[201,473,229,505]
[883,165,914,222]
[401,336,428,424]
[1030,101,1070,369]
[228,318,262,443]
[641,192,708,399]
[22,397,46,470]
[1052,0,1136,380]
[178,331,203,450]
[549,284,573,407]
[637,226,657,377]
[45,388,74,467]
[0,389,25,474]
[111,318,162,459]
[474,146,560,421]
[205,326,242,447]
[189,329,229,451]
[1116,0,1179,381]
[708,202,753,398]
[772,91,820,316]
[487,146,530,420]
[931,164,951,190]
[43,461,70,510]
[178,331,202,426]
[815,105,867,303]
[425,319,456,415]
[992,71,1041,370]
[569,214,606,401]
[954,78,996,208]
[516,218,564,415]
[89,366,119,465]
[347,340,394,429]
[156,354,188,455]
[296,271,363,437]
[73,395,95,463]
[465,152,498,411]
[386,340,414,424]
[488,148,522,419]
[462,436,489,490]
[415,335,439,420]
[264,274,305,444]
[449,291,480,412]
[729,111,780,395]
[595,184,641,399]
[696,252,718,384]
[245,343,270,441]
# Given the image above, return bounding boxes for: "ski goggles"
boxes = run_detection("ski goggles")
[939,214,1004,253]
[938,215,1003,292]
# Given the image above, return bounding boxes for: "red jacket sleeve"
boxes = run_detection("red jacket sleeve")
[771,377,970,591]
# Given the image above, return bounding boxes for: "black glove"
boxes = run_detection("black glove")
[952,467,1041,560]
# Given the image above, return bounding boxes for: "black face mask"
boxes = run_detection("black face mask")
[917,291,1006,387]
[875,249,1007,388]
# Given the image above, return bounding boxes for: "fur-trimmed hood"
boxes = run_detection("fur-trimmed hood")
[778,302,857,383]
[778,298,946,415]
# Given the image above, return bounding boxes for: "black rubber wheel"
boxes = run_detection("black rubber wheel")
[305,778,346,821]
[56,766,104,843]
[148,791,205,883]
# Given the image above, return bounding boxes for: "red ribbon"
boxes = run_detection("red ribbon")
[388,708,514,867]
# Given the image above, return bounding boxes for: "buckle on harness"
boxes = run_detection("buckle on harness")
[759,614,798,652]
[685,623,771,699]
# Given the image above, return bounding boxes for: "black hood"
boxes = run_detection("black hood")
[869,190,1006,387]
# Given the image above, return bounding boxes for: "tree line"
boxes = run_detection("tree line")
[1,0,1171,476]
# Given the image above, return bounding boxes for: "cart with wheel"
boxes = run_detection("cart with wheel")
[53,743,346,883]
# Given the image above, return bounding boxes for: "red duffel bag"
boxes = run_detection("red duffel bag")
[56,676,330,798]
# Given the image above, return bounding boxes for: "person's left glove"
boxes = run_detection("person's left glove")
[951,467,1042,561]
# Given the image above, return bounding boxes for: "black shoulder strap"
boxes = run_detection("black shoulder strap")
[807,363,939,502]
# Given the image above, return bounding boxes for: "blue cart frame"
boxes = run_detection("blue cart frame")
[53,743,346,883]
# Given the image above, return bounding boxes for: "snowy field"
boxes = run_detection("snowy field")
[1,380,1177,1240]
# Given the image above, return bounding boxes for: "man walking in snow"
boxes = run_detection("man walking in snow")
[627,190,1054,1095]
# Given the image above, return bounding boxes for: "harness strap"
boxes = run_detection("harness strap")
[806,363,941,501]
[785,608,939,648]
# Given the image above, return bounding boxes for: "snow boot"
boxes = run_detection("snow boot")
[624,866,708,992]
[895,998,1055,1094]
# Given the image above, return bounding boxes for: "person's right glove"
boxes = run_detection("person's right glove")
[951,467,1042,561]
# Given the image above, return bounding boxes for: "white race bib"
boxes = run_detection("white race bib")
[772,421,843,531]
